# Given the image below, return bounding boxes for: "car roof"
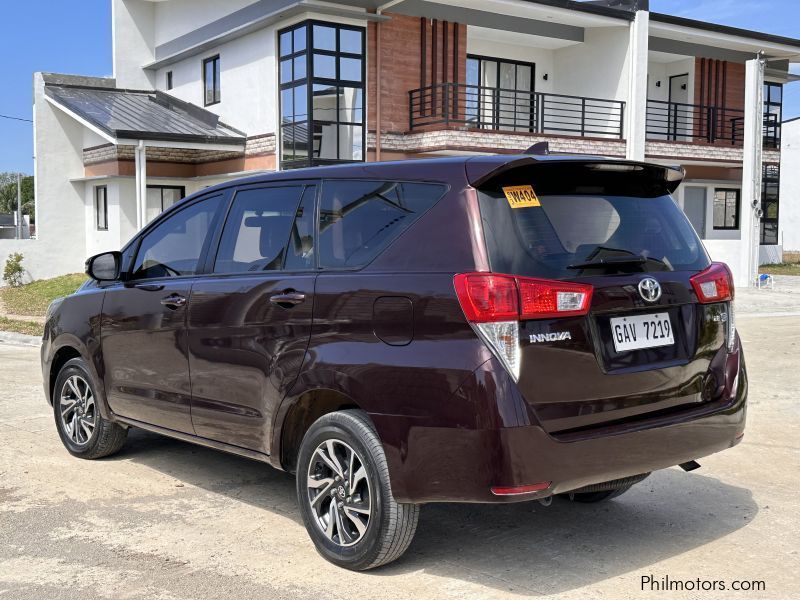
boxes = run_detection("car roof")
[195,153,614,197]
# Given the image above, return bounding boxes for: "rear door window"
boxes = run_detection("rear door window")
[318,180,447,269]
[214,186,304,273]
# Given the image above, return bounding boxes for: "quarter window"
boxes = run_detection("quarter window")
[713,188,740,230]
[95,186,108,231]
[203,55,221,106]
[279,21,365,169]
[132,195,222,279]
[318,180,447,269]
[214,186,304,274]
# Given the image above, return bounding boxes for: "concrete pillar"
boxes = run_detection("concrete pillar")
[625,10,649,161]
[739,56,765,287]
[134,141,147,230]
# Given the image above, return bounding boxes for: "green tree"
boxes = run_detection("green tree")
[0,172,35,223]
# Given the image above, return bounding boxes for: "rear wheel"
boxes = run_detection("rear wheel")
[53,358,128,459]
[296,410,419,570]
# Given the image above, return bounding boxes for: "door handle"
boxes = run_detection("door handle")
[270,291,306,307]
[160,293,187,309]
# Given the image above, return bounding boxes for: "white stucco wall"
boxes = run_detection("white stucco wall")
[779,119,800,252]
[113,0,156,89]
[552,27,631,102]
[153,0,258,46]
[0,74,88,284]
[155,26,277,135]
[646,57,695,104]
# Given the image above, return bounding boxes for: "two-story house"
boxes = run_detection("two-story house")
[7,0,800,285]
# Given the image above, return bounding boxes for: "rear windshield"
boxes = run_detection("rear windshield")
[477,190,709,279]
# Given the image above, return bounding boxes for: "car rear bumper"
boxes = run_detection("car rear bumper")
[372,352,747,505]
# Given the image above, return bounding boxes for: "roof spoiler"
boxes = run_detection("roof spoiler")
[466,156,685,194]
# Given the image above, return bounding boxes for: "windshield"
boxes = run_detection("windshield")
[477,191,709,280]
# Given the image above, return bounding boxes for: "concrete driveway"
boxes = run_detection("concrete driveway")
[1,315,798,599]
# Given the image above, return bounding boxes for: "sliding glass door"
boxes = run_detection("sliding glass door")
[466,55,534,132]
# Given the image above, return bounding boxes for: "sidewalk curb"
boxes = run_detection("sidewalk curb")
[0,331,42,347]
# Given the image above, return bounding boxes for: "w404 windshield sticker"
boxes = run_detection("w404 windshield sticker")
[502,185,540,208]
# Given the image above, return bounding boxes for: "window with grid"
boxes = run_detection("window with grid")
[763,83,782,149]
[279,21,365,170]
[760,164,780,245]
[713,188,740,231]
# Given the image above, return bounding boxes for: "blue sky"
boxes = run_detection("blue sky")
[0,0,798,174]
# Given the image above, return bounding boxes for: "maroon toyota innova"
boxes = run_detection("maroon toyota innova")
[42,155,746,570]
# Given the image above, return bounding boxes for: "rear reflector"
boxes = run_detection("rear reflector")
[491,481,551,496]
[690,262,734,303]
[454,273,593,323]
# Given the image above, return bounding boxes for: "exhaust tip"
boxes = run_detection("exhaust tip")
[679,460,701,472]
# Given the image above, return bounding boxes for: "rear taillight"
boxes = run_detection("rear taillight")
[518,279,593,319]
[454,273,593,380]
[690,262,734,303]
[690,262,737,352]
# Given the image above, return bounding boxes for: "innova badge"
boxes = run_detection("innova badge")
[638,277,662,302]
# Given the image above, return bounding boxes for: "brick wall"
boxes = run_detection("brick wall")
[369,130,627,157]
[82,134,276,177]
[368,14,466,135]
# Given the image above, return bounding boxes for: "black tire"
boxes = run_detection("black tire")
[53,357,128,459]
[563,484,633,503]
[295,410,419,570]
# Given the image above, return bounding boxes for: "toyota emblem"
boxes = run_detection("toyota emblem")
[638,278,662,302]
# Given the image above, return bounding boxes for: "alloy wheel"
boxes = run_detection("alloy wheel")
[306,439,372,547]
[59,375,96,446]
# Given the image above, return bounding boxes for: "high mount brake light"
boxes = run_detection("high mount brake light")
[690,262,734,303]
[453,273,593,323]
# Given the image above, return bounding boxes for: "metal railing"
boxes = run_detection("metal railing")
[646,99,780,147]
[408,83,626,139]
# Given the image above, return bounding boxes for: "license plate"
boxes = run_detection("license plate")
[610,313,674,352]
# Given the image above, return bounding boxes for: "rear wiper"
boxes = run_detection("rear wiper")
[567,256,672,271]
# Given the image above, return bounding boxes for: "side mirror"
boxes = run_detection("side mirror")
[85,251,122,282]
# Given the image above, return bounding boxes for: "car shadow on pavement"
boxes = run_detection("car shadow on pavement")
[118,428,757,596]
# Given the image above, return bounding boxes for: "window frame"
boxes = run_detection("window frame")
[146,184,186,216]
[127,191,228,283]
[203,54,221,106]
[95,185,108,231]
[760,163,780,245]
[466,54,536,132]
[763,82,782,149]
[201,180,321,276]
[712,187,741,231]
[278,20,366,170]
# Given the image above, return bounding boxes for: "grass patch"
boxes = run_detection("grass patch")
[0,273,86,317]
[759,263,800,277]
[0,316,43,337]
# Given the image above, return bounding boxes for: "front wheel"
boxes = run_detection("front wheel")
[296,410,419,570]
[53,357,128,459]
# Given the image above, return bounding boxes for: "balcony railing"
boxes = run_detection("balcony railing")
[409,83,626,139]
[646,99,780,147]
